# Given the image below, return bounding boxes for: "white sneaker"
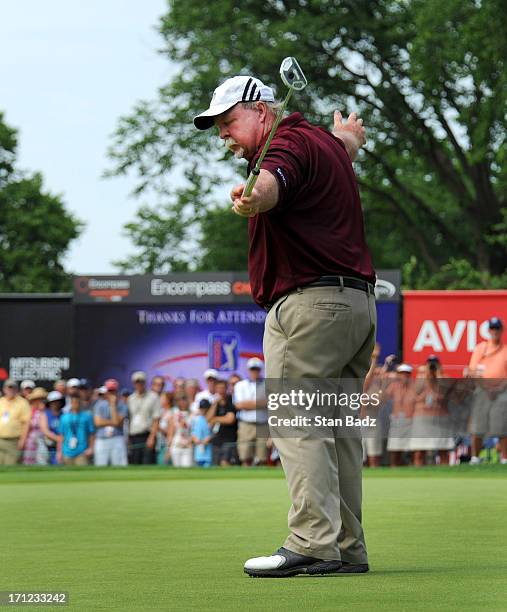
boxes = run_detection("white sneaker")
[243,546,342,577]
[244,553,287,572]
[469,456,481,465]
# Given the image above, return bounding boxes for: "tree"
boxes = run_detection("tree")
[0,113,83,292]
[108,0,507,287]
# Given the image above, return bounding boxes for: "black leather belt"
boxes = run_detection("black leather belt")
[264,276,375,312]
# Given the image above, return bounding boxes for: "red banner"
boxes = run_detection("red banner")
[403,290,507,376]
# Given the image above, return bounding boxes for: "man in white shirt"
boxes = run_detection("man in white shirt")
[233,358,268,465]
[193,369,219,414]
[127,371,160,464]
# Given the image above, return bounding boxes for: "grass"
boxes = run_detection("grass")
[1,466,506,611]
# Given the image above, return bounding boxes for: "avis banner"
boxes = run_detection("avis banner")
[403,290,507,376]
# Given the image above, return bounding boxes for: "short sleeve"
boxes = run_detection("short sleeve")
[259,135,307,210]
[233,381,246,404]
[94,400,107,419]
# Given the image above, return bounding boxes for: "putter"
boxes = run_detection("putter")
[242,57,307,197]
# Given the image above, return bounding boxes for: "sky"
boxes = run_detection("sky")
[0,0,172,274]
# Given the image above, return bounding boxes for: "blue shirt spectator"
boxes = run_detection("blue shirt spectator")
[94,398,128,438]
[192,411,212,467]
[58,406,95,458]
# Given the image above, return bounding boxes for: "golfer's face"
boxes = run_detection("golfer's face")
[215,104,263,160]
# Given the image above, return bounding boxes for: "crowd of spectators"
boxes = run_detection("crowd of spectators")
[0,317,505,469]
[0,358,271,468]
[362,316,507,467]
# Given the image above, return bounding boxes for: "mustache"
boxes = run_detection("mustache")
[224,137,239,150]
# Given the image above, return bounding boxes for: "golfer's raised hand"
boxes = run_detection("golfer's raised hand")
[332,111,366,161]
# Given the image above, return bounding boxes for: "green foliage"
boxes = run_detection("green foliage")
[0,113,83,292]
[198,205,249,271]
[108,0,507,287]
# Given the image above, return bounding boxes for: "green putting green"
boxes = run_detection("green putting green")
[1,466,506,611]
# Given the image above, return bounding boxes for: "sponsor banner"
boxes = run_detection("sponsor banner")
[73,270,401,304]
[0,297,72,385]
[403,290,507,376]
[73,273,252,304]
[8,357,70,381]
[376,302,400,362]
[75,302,398,388]
[74,305,267,387]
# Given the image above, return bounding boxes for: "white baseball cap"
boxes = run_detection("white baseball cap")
[66,377,80,388]
[131,371,147,383]
[247,357,264,370]
[20,380,36,390]
[194,76,275,130]
[397,364,413,373]
[47,390,64,403]
[203,368,219,380]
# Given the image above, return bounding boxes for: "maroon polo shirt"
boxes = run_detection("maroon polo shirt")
[247,112,375,308]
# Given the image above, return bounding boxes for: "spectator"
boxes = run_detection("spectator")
[57,393,95,466]
[79,379,94,410]
[409,356,454,466]
[63,378,81,412]
[362,345,383,467]
[233,357,268,466]
[120,388,132,404]
[228,373,242,396]
[194,369,220,408]
[20,380,36,400]
[385,364,416,466]
[44,390,65,464]
[127,371,160,464]
[151,375,166,396]
[192,399,213,467]
[468,317,507,464]
[0,379,30,465]
[53,379,67,395]
[157,391,174,464]
[23,387,50,465]
[207,379,238,466]
[172,377,186,394]
[166,393,193,467]
[185,378,199,412]
[93,379,128,466]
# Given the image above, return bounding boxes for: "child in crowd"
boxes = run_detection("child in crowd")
[192,399,213,467]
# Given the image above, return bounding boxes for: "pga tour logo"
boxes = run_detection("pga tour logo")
[413,319,494,353]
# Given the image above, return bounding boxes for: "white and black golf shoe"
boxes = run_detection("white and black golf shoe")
[243,547,343,578]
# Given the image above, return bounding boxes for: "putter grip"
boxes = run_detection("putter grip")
[243,168,260,198]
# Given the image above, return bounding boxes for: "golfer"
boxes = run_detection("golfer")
[194,73,376,577]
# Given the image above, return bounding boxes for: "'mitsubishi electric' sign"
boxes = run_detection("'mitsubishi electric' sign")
[403,290,507,375]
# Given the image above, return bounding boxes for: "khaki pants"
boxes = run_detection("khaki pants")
[264,286,376,563]
[0,437,20,465]
[237,422,268,463]
[63,454,89,466]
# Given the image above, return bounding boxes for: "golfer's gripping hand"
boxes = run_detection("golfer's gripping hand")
[231,183,256,218]
[231,169,279,218]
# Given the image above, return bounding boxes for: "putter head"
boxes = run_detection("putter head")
[280,57,307,91]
